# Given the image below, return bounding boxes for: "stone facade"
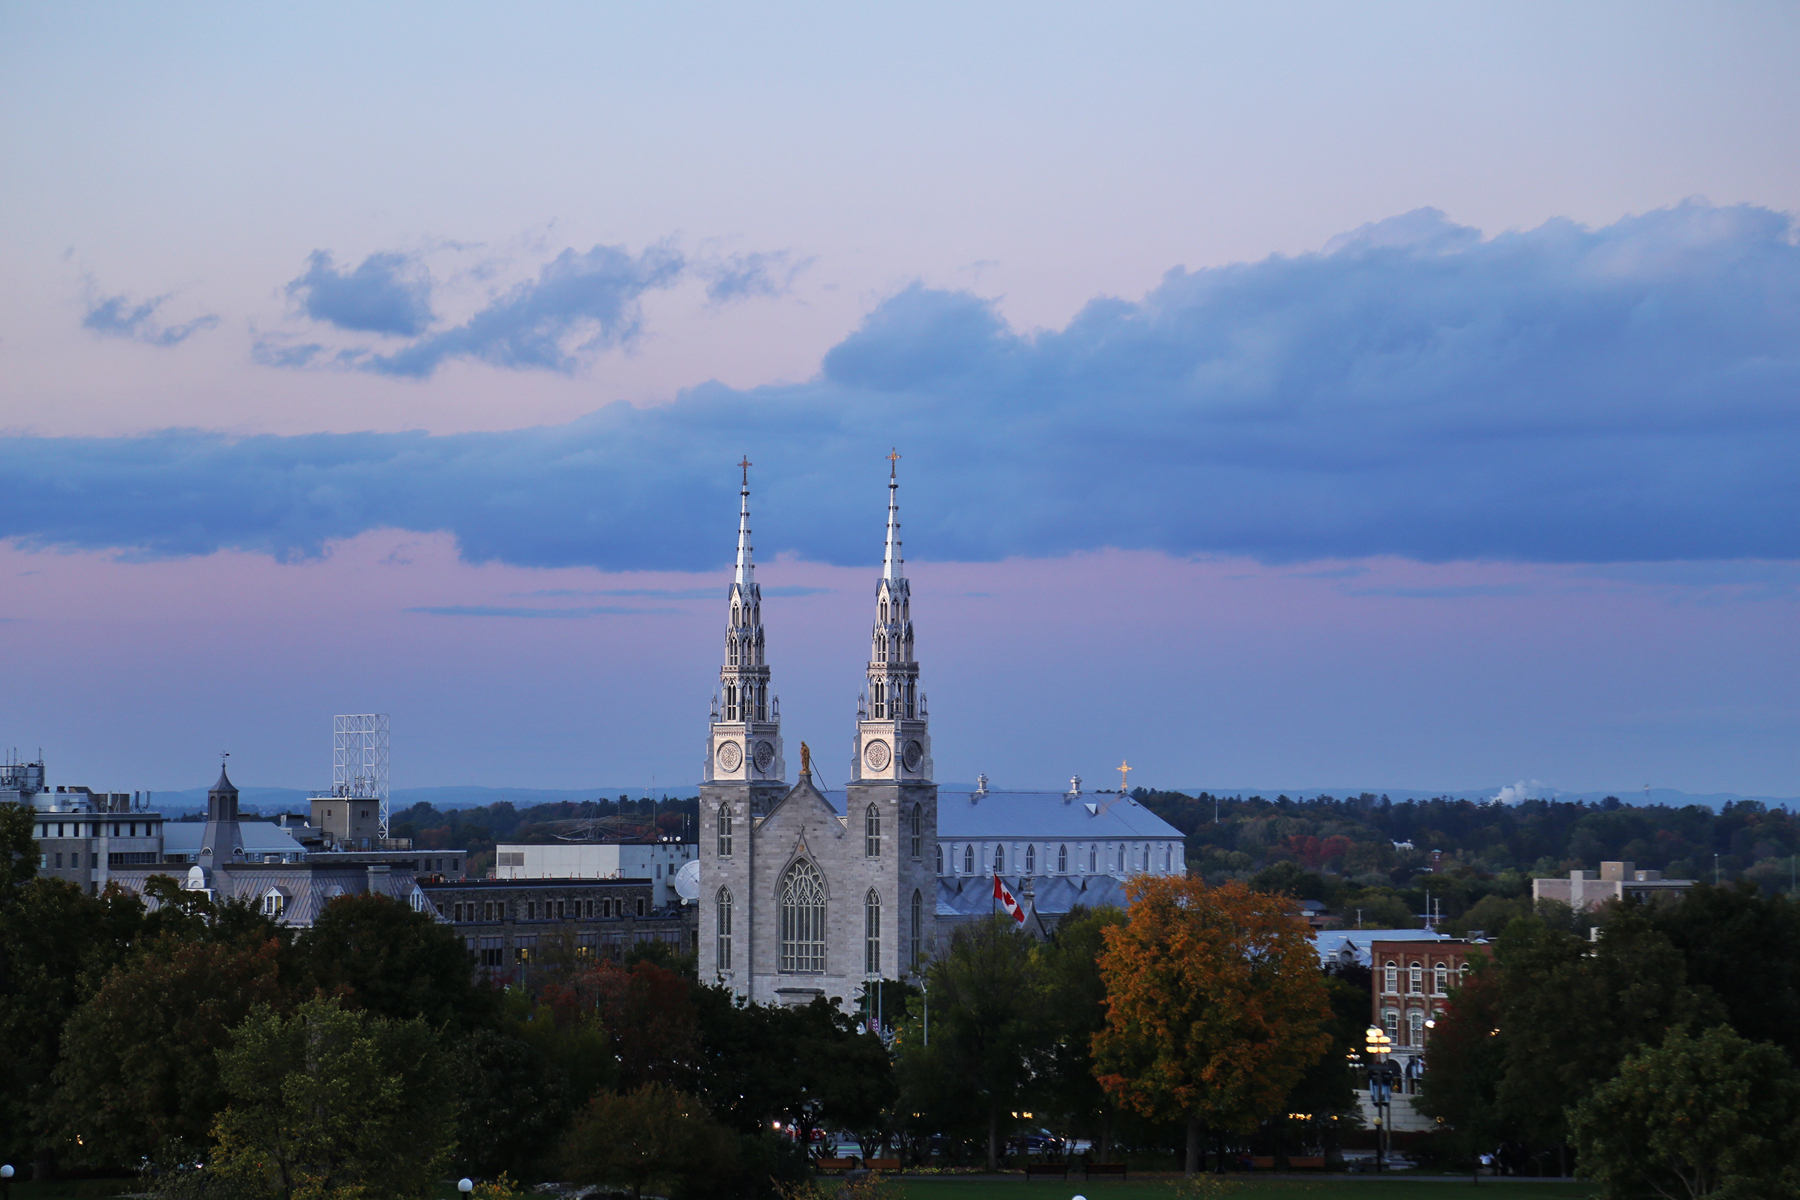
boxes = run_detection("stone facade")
[700,461,939,1008]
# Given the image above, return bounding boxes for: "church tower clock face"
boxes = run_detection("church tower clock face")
[717,741,743,772]
[864,739,892,771]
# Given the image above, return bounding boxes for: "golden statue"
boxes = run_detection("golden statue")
[800,741,812,776]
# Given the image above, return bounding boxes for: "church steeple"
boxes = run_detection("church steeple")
[854,453,931,782]
[707,459,785,786]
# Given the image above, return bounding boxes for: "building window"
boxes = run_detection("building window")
[1089,845,1097,873]
[1409,962,1423,994]
[1384,1009,1400,1040]
[718,804,733,857]
[1408,1009,1425,1048]
[910,889,923,970]
[587,899,594,918]
[262,890,286,917]
[1384,962,1398,994]
[910,804,923,858]
[865,804,882,857]
[1025,844,1036,873]
[635,898,645,917]
[1057,844,1068,873]
[781,859,827,973]
[716,887,733,972]
[935,844,943,874]
[1163,845,1171,872]
[864,889,882,974]
[602,898,612,918]
[1434,964,1448,995]
[993,844,1005,875]
[963,844,974,875]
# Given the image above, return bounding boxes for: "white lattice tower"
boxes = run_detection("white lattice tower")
[334,714,391,840]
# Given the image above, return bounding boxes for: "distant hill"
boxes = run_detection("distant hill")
[145,783,692,816]
[141,781,1795,818]
[1165,786,1797,811]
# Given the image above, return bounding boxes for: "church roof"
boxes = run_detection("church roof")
[936,873,1131,921]
[820,789,1184,841]
[164,821,307,857]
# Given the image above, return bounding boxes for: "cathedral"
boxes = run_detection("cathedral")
[698,458,1186,1009]
[700,458,937,1008]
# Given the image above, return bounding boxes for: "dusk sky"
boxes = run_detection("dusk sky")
[3,3,1797,799]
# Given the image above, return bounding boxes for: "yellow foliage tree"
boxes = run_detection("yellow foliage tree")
[1092,877,1331,1175]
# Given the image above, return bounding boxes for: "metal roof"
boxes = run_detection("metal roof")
[162,821,306,856]
[820,788,1184,841]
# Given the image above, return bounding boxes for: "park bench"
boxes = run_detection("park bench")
[1025,1163,1068,1181]
[866,1159,902,1172]
[1083,1162,1128,1180]
[816,1158,859,1173]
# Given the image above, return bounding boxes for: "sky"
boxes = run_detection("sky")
[2,2,1797,798]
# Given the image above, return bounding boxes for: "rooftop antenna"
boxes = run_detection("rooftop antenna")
[334,714,391,841]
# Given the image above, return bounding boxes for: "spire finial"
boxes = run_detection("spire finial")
[734,459,755,587]
[1118,759,1132,794]
[882,452,903,582]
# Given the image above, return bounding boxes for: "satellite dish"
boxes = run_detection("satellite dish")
[674,859,701,903]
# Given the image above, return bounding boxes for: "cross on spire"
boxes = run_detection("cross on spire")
[1118,759,1132,794]
[738,456,752,485]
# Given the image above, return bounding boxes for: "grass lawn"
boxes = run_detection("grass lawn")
[6,1181,140,1200]
[894,1179,1598,1200]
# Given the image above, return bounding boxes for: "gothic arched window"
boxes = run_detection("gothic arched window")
[993,844,1005,875]
[880,599,889,623]
[864,889,882,975]
[755,684,767,722]
[755,629,765,666]
[728,634,739,666]
[1057,844,1068,873]
[963,844,974,875]
[865,804,882,857]
[780,860,826,973]
[717,803,732,857]
[877,632,888,660]
[935,843,943,874]
[1088,845,1097,873]
[716,887,733,971]
[910,889,923,970]
[1025,844,1036,873]
[910,804,922,858]
[906,680,916,719]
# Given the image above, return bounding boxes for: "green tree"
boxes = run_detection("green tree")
[561,1082,738,1200]
[454,1026,573,1181]
[51,936,287,1167]
[209,996,457,1200]
[1414,964,1507,1172]
[1651,884,1800,1060]
[295,892,496,1031]
[1570,1025,1800,1200]
[1033,905,1127,1158]
[1092,878,1331,1177]
[1492,906,1719,1158]
[0,800,36,899]
[920,915,1043,1170]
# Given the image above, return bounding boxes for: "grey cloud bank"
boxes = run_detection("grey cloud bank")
[286,250,435,336]
[15,203,1800,569]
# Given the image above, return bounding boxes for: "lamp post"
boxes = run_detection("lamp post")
[2,1162,13,1200]
[458,1179,472,1197]
[1365,1025,1394,1172]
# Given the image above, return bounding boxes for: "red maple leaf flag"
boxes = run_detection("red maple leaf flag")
[993,874,1026,923]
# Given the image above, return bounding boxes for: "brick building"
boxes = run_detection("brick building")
[1370,936,1489,1054]
[421,877,693,982]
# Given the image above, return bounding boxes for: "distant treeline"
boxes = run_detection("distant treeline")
[1136,789,1798,931]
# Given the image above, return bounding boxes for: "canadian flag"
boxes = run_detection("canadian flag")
[992,874,1026,924]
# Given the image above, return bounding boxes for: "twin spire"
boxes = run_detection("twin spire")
[714,454,927,784]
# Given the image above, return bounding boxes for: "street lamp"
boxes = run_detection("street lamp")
[457,1179,473,1197]
[4,1165,16,1200]
[1365,1025,1396,1172]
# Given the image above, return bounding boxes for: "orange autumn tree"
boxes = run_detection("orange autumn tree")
[1093,876,1331,1176]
